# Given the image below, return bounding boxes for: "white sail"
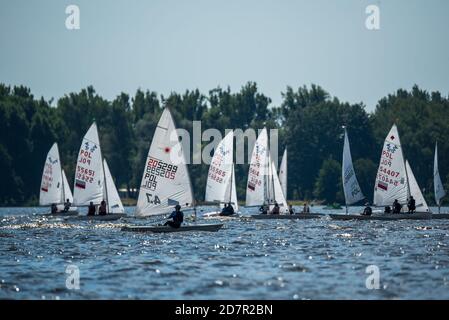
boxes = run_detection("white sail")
[73,122,105,206]
[246,128,269,206]
[373,124,408,207]
[405,160,429,212]
[135,108,194,217]
[62,170,73,203]
[279,148,287,199]
[205,131,234,207]
[103,159,124,214]
[271,158,288,212]
[230,165,239,212]
[434,143,446,206]
[39,143,63,206]
[342,128,364,205]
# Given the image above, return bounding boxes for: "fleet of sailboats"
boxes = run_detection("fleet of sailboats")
[331,124,434,220]
[39,116,448,228]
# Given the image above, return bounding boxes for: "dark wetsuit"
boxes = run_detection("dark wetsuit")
[393,201,402,214]
[99,204,107,216]
[164,210,183,228]
[220,205,235,216]
[259,205,268,215]
[63,201,71,212]
[51,204,58,214]
[87,204,96,216]
[408,198,416,214]
[362,206,372,216]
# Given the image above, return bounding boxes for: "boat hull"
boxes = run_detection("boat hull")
[67,214,126,221]
[43,211,79,217]
[431,214,449,219]
[329,212,432,221]
[121,223,224,233]
[251,213,322,220]
[203,211,239,218]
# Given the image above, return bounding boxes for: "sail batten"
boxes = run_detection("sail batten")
[342,129,364,206]
[135,108,193,216]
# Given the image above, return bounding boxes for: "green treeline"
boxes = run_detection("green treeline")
[1,82,448,206]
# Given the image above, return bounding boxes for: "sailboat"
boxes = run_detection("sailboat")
[330,124,431,220]
[341,127,364,213]
[39,143,78,216]
[433,143,449,218]
[122,108,223,232]
[247,129,319,220]
[203,130,239,218]
[71,122,126,221]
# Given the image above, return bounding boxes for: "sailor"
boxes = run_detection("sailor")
[271,202,280,215]
[302,202,310,214]
[51,203,58,214]
[98,200,108,215]
[259,204,268,215]
[288,204,295,215]
[164,204,183,228]
[407,196,416,214]
[362,202,372,216]
[220,202,235,216]
[384,206,392,214]
[392,199,402,214]
[63,198,71,212]
[87,201,96,216]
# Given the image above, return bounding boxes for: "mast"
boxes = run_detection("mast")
[229,163,234,204]
[403,159,411,213]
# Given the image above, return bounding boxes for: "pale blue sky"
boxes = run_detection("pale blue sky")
[1,0,448,111]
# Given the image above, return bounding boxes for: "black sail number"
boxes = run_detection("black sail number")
[146,193,161,205]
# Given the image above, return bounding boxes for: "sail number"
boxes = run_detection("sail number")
[145,157,178,180]
[146,193,161,205]
[379,166,399,178]
[76,165,95,183]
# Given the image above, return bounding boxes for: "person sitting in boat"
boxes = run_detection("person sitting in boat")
[259,204,268,215]
[362,202,372,216]
[392,199,402,214]
[220,202,235,216]
[407,196,416,214]
[51,203,58,214]
[302,202,310,214]
[270,202,280,215]
[98,200,108,216]
[63,199,71,212]
[384,206,392,214]
[164,204,183,228]
[87,201,96,216]
[288,204,295,215]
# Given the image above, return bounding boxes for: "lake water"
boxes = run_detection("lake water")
[1,206,449,300]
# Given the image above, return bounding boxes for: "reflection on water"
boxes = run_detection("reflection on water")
[1,206,449,300]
